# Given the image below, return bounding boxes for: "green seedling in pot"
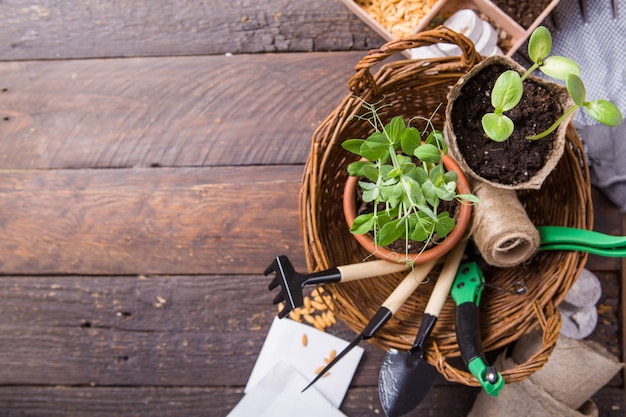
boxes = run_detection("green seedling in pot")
[342,101,479,261]
[482,26,623,142]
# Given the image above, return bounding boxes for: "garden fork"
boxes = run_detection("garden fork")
[265,255,411,318]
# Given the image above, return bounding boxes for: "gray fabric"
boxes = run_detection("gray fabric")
[544,0,626,210]
[578,122,626,211]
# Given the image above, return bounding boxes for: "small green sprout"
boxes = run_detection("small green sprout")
[342,101,479,259]
[481,26,623,142]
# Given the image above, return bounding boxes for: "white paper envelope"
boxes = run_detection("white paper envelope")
[228,361,348,417]
[245,316,364,408]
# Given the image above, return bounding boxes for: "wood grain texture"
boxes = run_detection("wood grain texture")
[0,385,483,417]
[0,385,622,417]
[0,274,384,386]
[0,52,365,169]
[0,0,384,60]
[0,166,306,275]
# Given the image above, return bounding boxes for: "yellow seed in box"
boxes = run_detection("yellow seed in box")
[310,300,326,311]
[314,314,326,329]
[321,312,333,327]
[326,310,336,324]
[303,314,315,324]
[313,321,325,332]
[303,296,312,310]
[289,309,302,322]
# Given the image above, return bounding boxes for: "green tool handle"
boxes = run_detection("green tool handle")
[452,262,504,396]
[538,226,626,257]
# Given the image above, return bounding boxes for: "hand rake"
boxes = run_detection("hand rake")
[265,255,411,318]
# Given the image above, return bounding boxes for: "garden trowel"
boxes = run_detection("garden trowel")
[378,239,467,417]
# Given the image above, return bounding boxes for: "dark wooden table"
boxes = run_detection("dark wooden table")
[0,1,622,415]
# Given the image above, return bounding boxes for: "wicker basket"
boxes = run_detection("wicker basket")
[299,27,593,386]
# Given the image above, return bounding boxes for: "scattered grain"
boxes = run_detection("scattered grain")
[302,333,308,347]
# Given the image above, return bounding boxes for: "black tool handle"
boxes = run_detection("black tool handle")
[362,307,393,339]
[456,302,484,365]
[302,267,342,286]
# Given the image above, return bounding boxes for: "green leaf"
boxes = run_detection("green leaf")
[412,166,428,184]
[482,113,514,142]
[350,213,375,234]
[408,180,426,205]
[414,143,442,164]
[584,100,624,127]
[421,180,436,205]
[416,204,438,221]
[383,116,406,146]
[400,126,422,156]
[435,185,455,201]
[360,132,389,161]
[347,161,376,179]
[540,56,580,81]
[435,212,455,238]
[491,70,523,112]
[410,212,434,242]
[359,181,380,202]
[528,26,552,63]
[425,130,447,153]
[457,193,481,204]
[378,218,406,246]
[387,167,402,178]
[443,170,458,183]
[566,74,586,106]
[380,182,403,201]
[341,139,365,155]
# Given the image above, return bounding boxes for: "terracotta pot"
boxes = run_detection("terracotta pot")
[445,55,575,190]
[343,154,472,264]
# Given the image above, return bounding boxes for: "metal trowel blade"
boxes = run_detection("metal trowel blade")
[378,347,440,417]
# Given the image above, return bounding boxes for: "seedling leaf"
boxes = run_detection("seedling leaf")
[350,213,375,234]
[400,126,422,156]
[585,100,624,127]
[540,56,580,81]
[566,74,586,106]
[492,70,523,111]
[414,143,442,164]
[482,113,514,142]
[528,26,552,62]
[342,139,365,155]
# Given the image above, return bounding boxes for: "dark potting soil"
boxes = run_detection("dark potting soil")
[490,0,553,28]
[450,64,563,186]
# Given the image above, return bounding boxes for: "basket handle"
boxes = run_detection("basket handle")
[348,26,480,96]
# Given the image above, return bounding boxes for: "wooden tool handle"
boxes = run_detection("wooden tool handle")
[336,260,410,282]
[424,239,469,317]
[382,258,438,315]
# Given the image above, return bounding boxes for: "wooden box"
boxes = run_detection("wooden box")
[339,0,561,56]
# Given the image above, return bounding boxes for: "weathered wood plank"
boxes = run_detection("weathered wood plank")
[0,272,619,386]
[0,385,620,417]
[0,0,383,60]
[0,385,478,417]
[0,274,384,386]
[0,166,305,275]
[0,52,365,169]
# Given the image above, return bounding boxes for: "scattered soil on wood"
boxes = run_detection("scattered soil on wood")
[491,0,553,28]
[450,64,564,186]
